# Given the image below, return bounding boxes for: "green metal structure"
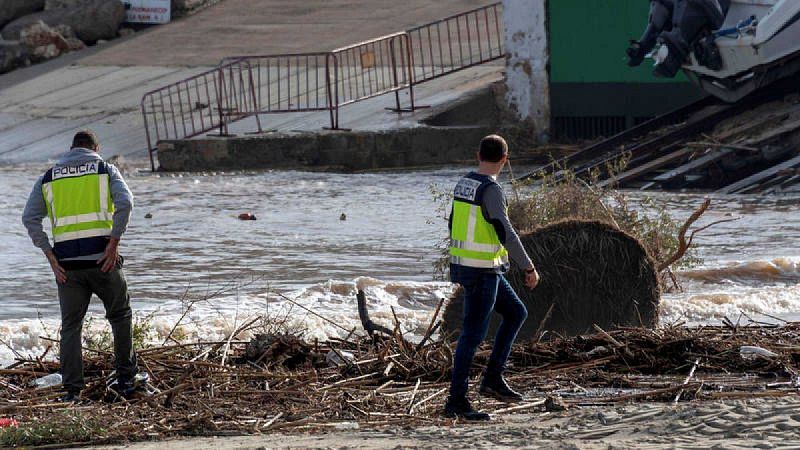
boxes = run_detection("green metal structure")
[548,0,703,139]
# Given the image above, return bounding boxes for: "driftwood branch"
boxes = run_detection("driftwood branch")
[356,290,394,338]
[657,199,710,272]
[534,303,556,343]
[673,358,701,404]
[415,298,445,352]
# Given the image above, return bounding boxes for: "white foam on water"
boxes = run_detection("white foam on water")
[0,319,58,367]
[0,277,455,368]
[4,269,800,367]
[662,283,800,323]
[663,257,800,323]
[266,277,454,341]
[680,257,800,283]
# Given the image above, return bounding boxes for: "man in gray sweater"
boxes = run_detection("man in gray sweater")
[22,130,138,402]
[445,134,539,420]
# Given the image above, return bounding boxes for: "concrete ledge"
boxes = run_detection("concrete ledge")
[157,125,492,172]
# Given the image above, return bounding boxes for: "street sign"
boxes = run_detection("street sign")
[123,0,171,24]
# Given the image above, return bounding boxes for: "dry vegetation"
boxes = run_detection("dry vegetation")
[508,158,703,271]
[432,159,727,288]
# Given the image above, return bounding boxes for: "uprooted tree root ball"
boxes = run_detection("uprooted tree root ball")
[513,220,660,337]
[443,220,660,340]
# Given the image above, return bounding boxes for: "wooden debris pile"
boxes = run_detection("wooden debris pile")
[2,316,800,446]
[511,322,797,377]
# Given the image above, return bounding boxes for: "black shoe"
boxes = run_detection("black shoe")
[444,396,490,421]
[112,373,153,400]
[480,374,524,403]
[59,391,80,403]
[115,378,136,398]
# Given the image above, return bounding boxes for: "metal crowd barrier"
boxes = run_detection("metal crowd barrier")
[221,52,336,130]
[328,32,417,129]
[140,60,260,169]
[406,2,504,84]
[141,2,504,170]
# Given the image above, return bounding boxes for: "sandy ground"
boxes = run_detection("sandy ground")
[91,397,800,449]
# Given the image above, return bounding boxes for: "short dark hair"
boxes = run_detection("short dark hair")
[71,130,99,149]
[478,134,508,163]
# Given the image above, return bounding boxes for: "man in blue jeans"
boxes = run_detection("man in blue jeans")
[445,134,539,421]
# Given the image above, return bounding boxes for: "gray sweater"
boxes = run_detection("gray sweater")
[482,182,534,271]
[21,148,134,259]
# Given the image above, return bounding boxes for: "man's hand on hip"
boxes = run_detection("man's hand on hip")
[97,238,120,273]
[524,266,539,289]
[45,250,67,284]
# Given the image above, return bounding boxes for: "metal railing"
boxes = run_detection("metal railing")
[221,53,333,113]
[222,53,335,126]
[141,2,504,170]
[406,2,504,84]
[141,60,260,166]
[328,32,416,129]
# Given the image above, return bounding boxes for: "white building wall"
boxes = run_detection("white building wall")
[504,0,550,140]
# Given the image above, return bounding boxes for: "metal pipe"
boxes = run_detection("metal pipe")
[141,99,155,171]
[390,38,401,112]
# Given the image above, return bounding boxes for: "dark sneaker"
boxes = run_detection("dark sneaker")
[480,374,524,403]
[115,378,136,398]
[444,396,490,421]
[112,372,152,400]
[59,391,80,403]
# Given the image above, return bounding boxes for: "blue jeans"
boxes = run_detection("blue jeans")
[449,264,528,398]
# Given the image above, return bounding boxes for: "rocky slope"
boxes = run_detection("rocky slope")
[0,0,218,74]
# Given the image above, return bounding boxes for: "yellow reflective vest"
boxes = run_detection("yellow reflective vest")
[448,174,508,269]
[41,161,114,259]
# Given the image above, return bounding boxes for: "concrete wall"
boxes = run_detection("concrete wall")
[158,85,505,172]
[158,126,492,172]
[503,0,550,140]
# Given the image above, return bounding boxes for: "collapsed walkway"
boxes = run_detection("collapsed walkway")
[522,74,800,194]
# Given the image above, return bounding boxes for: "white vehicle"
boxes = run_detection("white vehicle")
[629,0,800,102]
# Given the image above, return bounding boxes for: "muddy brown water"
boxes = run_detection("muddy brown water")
[2,163,800,364]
